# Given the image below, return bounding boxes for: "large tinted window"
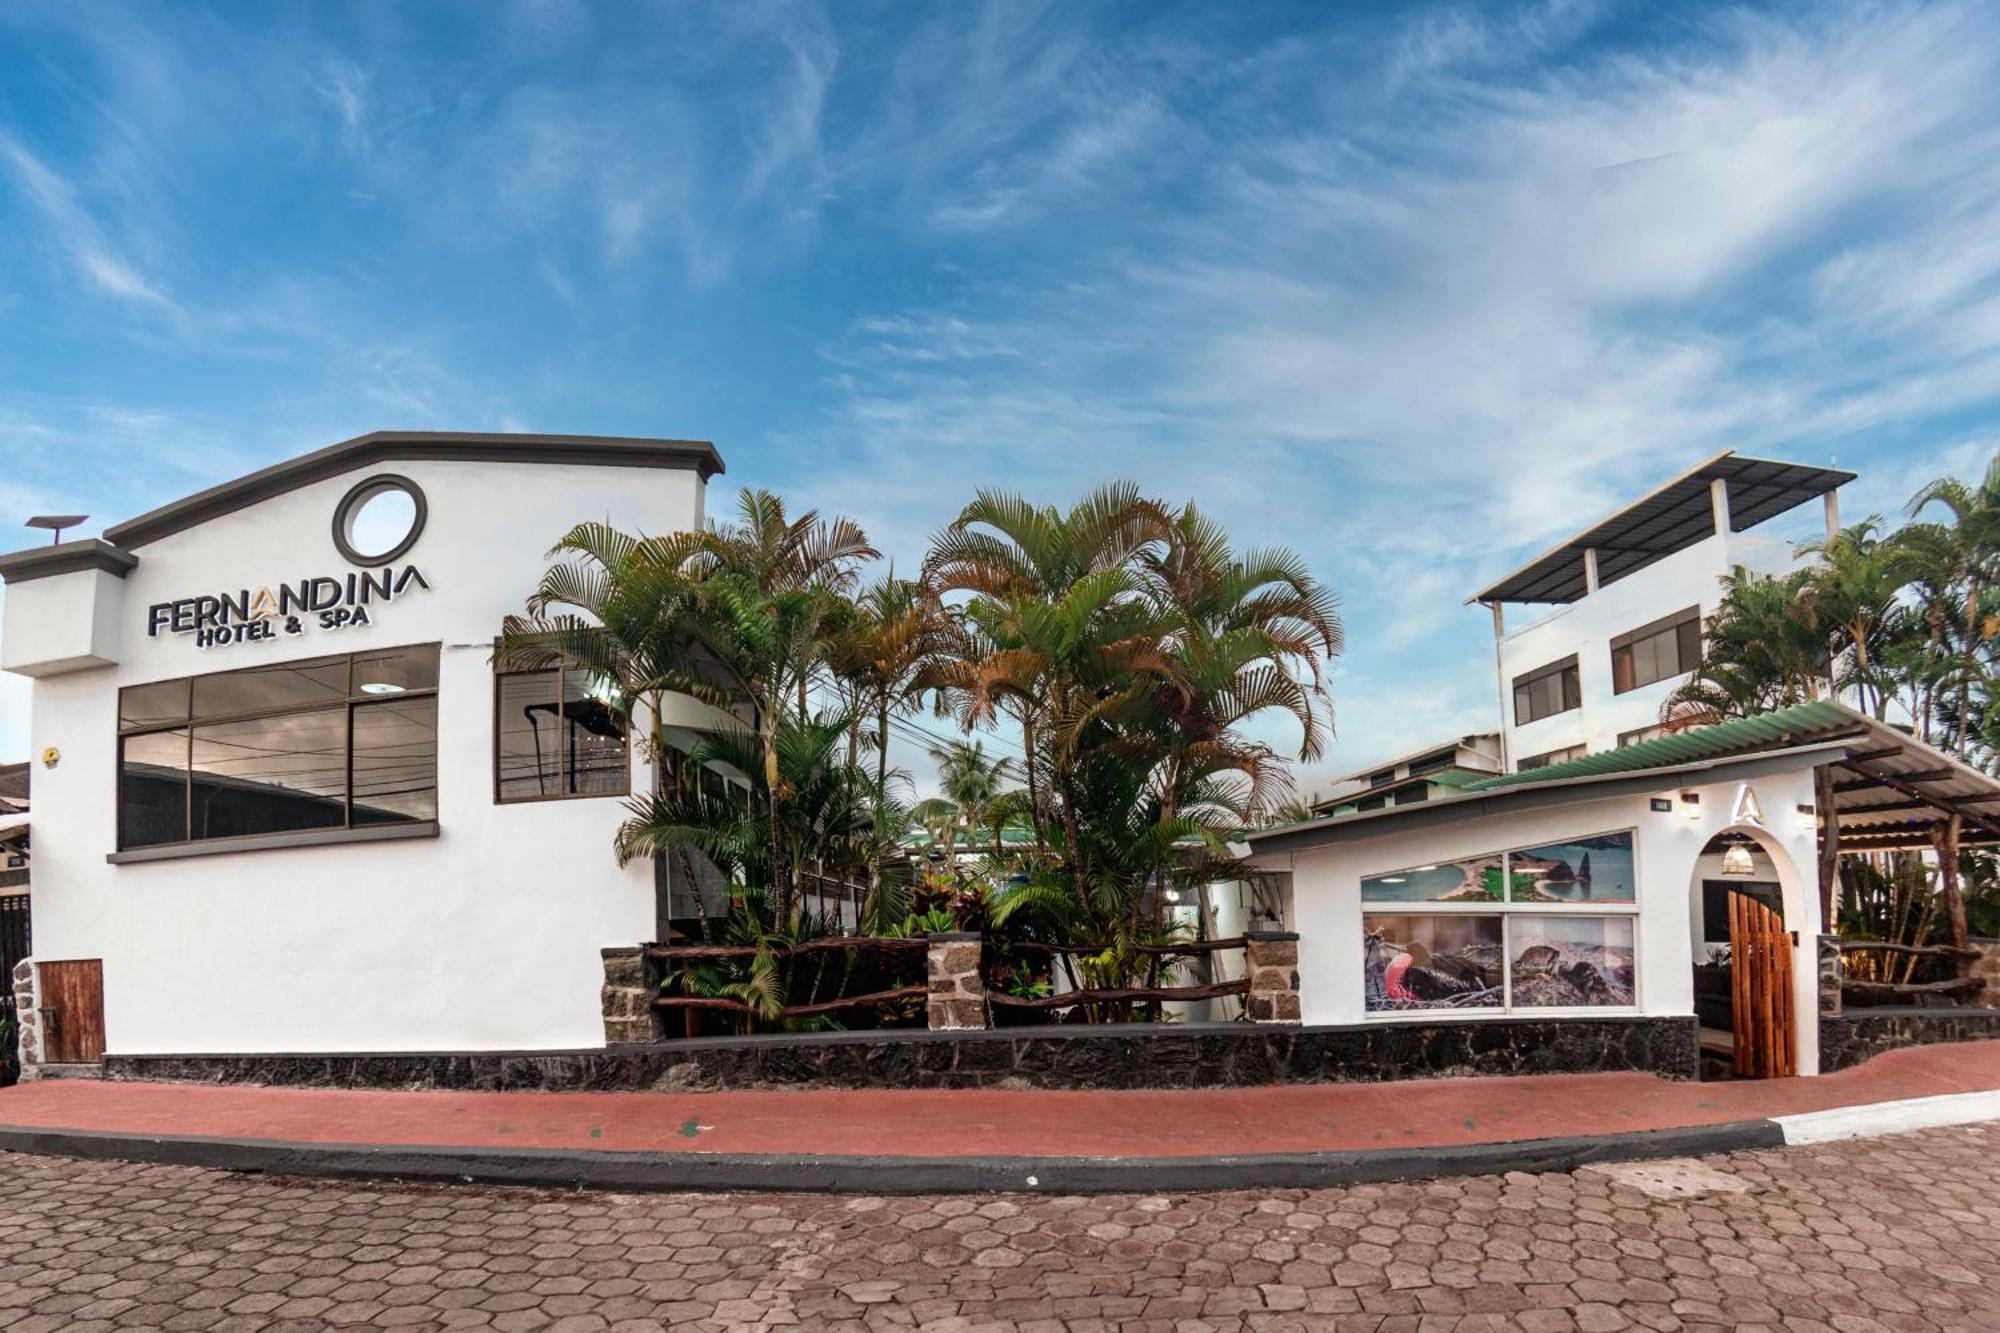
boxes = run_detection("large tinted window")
[1511,656,1580,725]
[1611,608,1702,694]
[495,668,630,801]
[117,645,440,850]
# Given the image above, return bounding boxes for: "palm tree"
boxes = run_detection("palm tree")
[682,490,879,916]
[1140,502,1343,823]
[1662,567,1831,726]
[911,739,1018,867]
[1910,458,2000,756]
[829,575,952,792]
[923,482,1178,880]
[1798,518,1916,720]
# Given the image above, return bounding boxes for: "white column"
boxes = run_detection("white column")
[1824,488,1841,543]
[1488,601,1510,772]
[1582,547,1600,596]
[1709,477,1731,536]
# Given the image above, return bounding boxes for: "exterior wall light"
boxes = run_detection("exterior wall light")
[1681,790,1702,820]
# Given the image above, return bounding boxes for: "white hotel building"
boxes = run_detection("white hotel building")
[1473,452,1853,771]
[0,433,731,1062]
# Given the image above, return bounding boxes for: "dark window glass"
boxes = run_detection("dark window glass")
[1512,657,1580,725]
[1407,751,1453,777]
[1367,768,1396,788]
[1610,608,1702,694]
[192,654,348,721]
[496,669,630,801]
[190,708,348,840]
[1395,784,1430,805]
[119,730,188,847]
[497,672,562,798]
[352,696,439,824]
[116,645,440,850]
[119,679,190,733]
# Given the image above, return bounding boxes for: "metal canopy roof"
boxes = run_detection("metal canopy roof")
[1470,451,1855,606]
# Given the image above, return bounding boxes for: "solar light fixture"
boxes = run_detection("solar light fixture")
[25,514,87,545]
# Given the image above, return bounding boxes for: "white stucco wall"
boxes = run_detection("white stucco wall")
[12,456,707,1055]
[1250,763,1825,1074]
[1499,529,1806,764]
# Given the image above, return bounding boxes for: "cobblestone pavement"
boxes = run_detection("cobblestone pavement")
[3,1124,2000,1332]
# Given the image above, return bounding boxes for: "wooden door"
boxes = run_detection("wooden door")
[1729,895,1795,1078]
[39,959,105,1064]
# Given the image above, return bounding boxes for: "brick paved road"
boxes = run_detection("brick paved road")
[3,1124,1999,1332]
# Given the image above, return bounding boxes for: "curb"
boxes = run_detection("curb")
[0,1119,1785,1195]
[1773,1087,2000,1145]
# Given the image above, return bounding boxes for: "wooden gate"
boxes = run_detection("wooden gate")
[38,959,105,1065]
[1730,894,1795,1079]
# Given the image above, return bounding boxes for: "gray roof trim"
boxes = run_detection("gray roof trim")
[1245,739,1852,856]
[103,431,725,550]
[0,538,140,586]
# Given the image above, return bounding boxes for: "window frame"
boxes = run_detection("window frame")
[1359,825,1642,1021]
[1511,655,1581,726]
[1609,606,1702,695]
[492,665,634,805]
[114,644,441,854]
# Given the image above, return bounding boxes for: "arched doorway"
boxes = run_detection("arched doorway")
[1690,828,1801,1080]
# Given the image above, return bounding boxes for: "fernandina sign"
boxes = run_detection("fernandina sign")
[146,565,432,649]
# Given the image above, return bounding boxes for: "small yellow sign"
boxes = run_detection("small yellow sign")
[40,746,59,768]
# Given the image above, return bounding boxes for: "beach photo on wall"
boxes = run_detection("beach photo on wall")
[1361,852,1504,904]
[1507,831,1635,903]
[1508,916,1636,1007]
[1363,915,1502,1011]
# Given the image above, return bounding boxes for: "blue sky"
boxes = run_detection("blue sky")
[2,1,1998,795]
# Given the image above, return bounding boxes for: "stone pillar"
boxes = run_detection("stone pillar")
[600,947,654,1045]
[12,959,40,1079]
[926,932,988,1031]
[1817,934,1844,1017]
[1971,939,2000,1008]
[1245,930,1301,1022]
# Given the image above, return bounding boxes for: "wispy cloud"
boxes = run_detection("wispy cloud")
[0,129,179,315]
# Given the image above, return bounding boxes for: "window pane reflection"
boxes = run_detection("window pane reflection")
[192,654,349,720]
[119,730,189,847]
[191,708,348,839]
[352,697,438,824]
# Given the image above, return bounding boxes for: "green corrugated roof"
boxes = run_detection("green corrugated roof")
[1468,700,1866,791]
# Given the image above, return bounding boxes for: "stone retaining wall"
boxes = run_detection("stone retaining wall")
[1818,1006,2000,1073]
[103,1013,1697,1093]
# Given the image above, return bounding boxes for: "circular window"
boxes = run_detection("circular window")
[333,474,428,565]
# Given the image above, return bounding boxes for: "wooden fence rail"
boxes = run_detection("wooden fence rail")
[645,937,929,962]
[987,979,1250,1010]
[1006,937,1247,958]
[652,984,929,1019]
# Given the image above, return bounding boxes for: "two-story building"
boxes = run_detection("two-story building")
[1311,734,1502,816]
[1470,452,1853,772]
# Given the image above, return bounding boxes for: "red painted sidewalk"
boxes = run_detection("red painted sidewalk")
[3,1041,1998,1160]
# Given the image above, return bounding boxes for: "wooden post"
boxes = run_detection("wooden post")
[1815,764,1840,927]
[1935,814,1970,970]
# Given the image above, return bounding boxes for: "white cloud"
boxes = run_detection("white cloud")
[0,130,180,315]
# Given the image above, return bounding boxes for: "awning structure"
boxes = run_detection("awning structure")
[1469,451,1855,606]
[1248,701,2000,855]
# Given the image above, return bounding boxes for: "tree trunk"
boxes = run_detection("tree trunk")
[1815,763,1839,927]
[877,698,890,795]
[1961,577,1981,757]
